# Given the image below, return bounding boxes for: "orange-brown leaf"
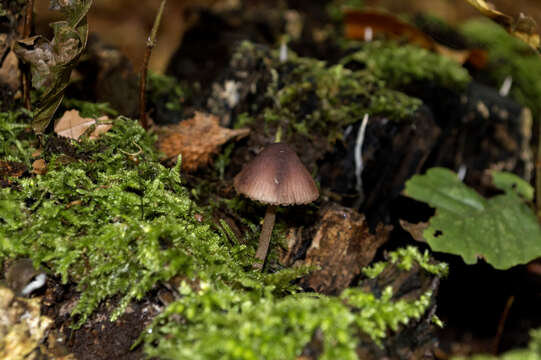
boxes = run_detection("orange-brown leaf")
[157,112,249,172]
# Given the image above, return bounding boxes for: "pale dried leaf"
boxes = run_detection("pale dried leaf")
[54,110,112,140]
[157,112,250,172]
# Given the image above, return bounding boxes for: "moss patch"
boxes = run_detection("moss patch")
[142,259,436,360]
[0,115,304,327]
[224,41,422,146]
[340,40,471,91]
[362,246,449,279]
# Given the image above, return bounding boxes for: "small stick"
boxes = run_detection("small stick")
[537,122,541,218]
[139,0,167,130]
[22,0,34,110]
[492,295,515,355]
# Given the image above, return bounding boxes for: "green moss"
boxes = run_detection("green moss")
[0,114,305,327]
[362,246,449,279]
[340,41,471,91]
[245,43,422,143]
[461,19,541,120]
[452,327,541,360]
[140,245,446,359]
[0,110,35,165]
[142,283,433,360]
[148,72,187,113]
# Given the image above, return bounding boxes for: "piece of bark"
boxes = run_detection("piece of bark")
[299,204,392,295]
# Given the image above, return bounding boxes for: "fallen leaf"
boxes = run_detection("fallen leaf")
[399,220,428,243]
[299,204,392,295]
[465,0,540,50]
[32,159,47,175]
[14,0,92,134]
[0,51,20,91]
[54,109,112,140]
[157,112,250,172]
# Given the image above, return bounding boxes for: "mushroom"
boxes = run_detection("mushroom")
[234,143,319,270]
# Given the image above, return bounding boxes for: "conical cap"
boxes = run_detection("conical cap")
[234,143,319,205]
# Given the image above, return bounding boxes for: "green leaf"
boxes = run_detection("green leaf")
[14,0,92,134]
[492,171,534,201]
[404,168,541,269]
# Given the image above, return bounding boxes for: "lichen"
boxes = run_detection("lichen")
[460,19,541,121]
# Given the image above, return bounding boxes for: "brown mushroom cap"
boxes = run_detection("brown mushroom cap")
[234,143,319,205]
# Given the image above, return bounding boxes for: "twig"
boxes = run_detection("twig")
[537,124,541,217]
[139,0,167,130]
[22,0,34,111]
[492,295,515,355]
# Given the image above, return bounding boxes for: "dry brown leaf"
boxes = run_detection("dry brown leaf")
[465,0,540,50]
[157,112,250,172]
[54,110,112,140]
[344,9,486,65]
[399,219,429,243]
[0,51,20,91]
[32,159,47,175]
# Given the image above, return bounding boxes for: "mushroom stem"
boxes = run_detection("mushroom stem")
[254,205,276,270]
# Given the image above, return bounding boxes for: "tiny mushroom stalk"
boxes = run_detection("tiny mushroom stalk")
[234,143,319,270]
